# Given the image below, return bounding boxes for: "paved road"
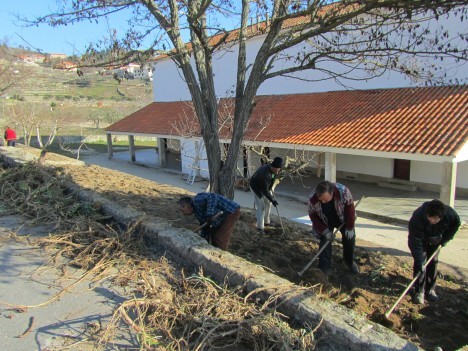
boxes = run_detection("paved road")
[81,151,468,276]
[0,215,134,351]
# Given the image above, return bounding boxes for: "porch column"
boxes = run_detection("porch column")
[106,133,113,159]
[324,152,336,183]
[158,137,166,168]
[129,135,136,162]
[316,152,324,178]
[440,161,457,207]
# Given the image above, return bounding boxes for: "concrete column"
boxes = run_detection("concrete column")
[316,152,324,178]
[106,133,113,159]
[325,152,336,183]
[440,161,457,207]
[158,137,166,168]
[129,135,136,162]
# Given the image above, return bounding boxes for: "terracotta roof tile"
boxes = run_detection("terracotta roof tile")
[106,86,468,157]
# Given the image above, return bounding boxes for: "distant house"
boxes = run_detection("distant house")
[48,53,67,60]
[54,61,77,71]
[31,54,45,62]
[119,63,152,80]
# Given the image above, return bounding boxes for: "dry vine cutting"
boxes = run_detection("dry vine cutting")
[0,163,321,350]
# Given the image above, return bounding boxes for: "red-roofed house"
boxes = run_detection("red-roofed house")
[106,86,468,205]
[105,7,468,205]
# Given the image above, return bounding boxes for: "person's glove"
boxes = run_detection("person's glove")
[323,229,336,241]
[272,200,279,207]
[344,228,355,240]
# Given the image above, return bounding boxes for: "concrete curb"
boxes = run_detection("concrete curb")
[0,148,421,351]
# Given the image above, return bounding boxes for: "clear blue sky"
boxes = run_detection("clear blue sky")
[0,0,133,56]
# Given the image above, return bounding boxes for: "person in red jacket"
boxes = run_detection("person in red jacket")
[308,181,359,275]
[4,126,17,147]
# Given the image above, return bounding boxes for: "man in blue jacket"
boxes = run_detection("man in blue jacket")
[408,199,461,304]
[178,193,240,251]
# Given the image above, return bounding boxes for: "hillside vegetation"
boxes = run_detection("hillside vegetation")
[0,61,153,136]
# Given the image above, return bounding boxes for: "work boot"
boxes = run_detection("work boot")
[348,262,360,274]
[256,228,265,235]
[412,292,425,305]
[426,289,439,302]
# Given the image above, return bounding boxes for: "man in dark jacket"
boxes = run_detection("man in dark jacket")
[178,193,240,251]
[408,199,460,304]
[249,157,282,234]
[308,181,359,274]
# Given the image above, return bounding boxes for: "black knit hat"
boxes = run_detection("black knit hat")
[271,157,283,168]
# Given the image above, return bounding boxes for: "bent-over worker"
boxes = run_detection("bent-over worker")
[178,193,240,251]
[308,180,359,275]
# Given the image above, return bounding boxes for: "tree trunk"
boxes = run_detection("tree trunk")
[218,163,236,200]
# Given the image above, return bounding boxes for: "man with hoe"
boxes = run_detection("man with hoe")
[178,192,240,251]
[408,199,461,304]
[308,180,360,275]
[249,157,283,234]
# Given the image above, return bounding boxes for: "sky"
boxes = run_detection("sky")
[0,0,134,56]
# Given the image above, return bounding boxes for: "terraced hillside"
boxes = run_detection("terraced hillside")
[10,63,153,102]
[0,61,153,134]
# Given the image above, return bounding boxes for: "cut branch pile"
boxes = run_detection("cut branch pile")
[0,163,320,350]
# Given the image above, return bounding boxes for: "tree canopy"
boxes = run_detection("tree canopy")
[27,0,468,197]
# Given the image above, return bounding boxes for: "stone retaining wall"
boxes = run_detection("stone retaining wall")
[0,146,421,351]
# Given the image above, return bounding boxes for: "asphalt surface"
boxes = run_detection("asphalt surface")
[0,215,135,351]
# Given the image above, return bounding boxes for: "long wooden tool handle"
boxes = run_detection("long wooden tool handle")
[195,211,224,232]
[275,206,289,239]
[384,245,441,319]
[298,196,364,277]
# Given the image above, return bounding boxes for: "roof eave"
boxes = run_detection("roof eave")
[242,140,457,163]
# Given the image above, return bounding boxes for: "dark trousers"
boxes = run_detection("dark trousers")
[209,208,240,251]
[7,140,16,147]
[318,226,355,270]
[408,237,439,294]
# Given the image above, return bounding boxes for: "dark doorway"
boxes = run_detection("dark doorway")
[393,159,411,180]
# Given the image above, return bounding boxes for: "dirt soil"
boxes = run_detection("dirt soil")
[37,160,468,351]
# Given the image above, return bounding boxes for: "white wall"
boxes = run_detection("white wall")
[411,161,442,185]
[181,141,468,190]
[456,161,468,188]
[153,13,467,102]
[410,160,468,189]
[337,154,393,178]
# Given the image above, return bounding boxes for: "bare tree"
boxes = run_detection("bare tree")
[26,0,468,198]
[7,102,63,148]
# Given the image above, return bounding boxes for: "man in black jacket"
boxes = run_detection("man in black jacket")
[408,199,461,304]
[249,157,283,234]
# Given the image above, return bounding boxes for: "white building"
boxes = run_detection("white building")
[106,6,468,206]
